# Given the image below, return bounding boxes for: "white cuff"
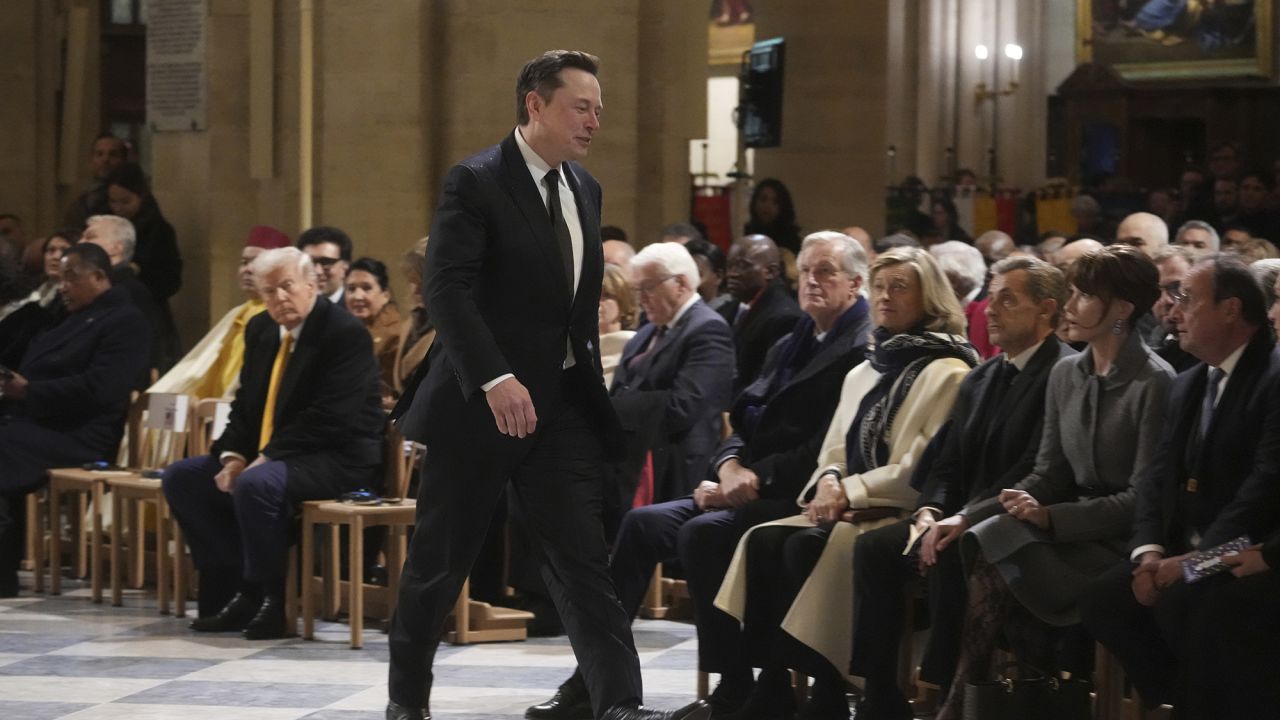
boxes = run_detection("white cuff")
[481,373,515,392]
[219,451,247,465]
[1130,544,1165,563]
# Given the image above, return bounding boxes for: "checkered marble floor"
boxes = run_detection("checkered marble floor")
[0,574,704,720]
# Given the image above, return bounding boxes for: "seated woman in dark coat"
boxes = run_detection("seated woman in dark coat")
[930,245,1174,720]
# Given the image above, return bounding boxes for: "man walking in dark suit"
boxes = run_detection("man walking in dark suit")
[526,231,873,720]
[0,243,151,597]
[163,247,384,639]
[718,235,802,393]
[850,256,1072,720]
[1080,254,1280,719]
[387,51,708,720]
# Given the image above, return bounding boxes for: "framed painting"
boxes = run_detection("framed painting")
[1077,0,1273,80]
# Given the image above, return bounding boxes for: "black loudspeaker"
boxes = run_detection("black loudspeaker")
[739,36,785,148]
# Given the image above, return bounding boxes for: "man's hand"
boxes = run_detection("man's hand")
[215,457,247,493]
[1000,488,1050,529]
[1154,554,1187,590]
[805,475,849,525]
[1223,545,1270,578]
[486,377,537,438]
[693,481,729,510]
[1131,552,1163,606]
[924,513,969,566]
[0,370,28,400]
[717,459,760,507]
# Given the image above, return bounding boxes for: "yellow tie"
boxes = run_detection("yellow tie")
[259,333,293,451]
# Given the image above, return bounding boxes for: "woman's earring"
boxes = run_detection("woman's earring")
[1112,319,1124,335]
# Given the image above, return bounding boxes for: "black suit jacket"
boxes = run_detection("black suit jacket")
[609,299,735,503]
[1,286,150,492]
[710,301,873,498]
[212,296,384,499]
[398,132,621,454]
[1131,330,1280,555]
[718,280,803,394]
[916,336,1076,516]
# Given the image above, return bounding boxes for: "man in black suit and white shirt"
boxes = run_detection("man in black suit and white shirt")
[719,235,802,393]
[1081,253,1280,718]
[163,247,383,639]
[387,51,708,720]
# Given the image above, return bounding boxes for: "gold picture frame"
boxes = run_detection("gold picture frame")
[1077,0,1273,80]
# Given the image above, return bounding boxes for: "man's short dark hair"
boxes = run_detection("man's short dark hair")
[515,50,600,126]
[601,225,628,242]
[64,242,114,281]
[1201,253,1268,326]
[296,226,353,262]
[990,255,1068,325]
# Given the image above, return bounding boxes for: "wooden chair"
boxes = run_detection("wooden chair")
[41,391,147,601]
[300,427,421,648]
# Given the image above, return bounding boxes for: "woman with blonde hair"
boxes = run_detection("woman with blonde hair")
[711,246,978,718]
[599,262,639,387]
[392,237,435,398]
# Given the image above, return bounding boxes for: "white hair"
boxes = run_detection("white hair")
[929,240,987,297]
[86,214,136,264]
[251,246,316,286]
[801,230,868,280]
[632,241,700,291]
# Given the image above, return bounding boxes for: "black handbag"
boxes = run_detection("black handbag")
[963,666,1092,720]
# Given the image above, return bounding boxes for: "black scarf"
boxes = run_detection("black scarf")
[845,327,979,474]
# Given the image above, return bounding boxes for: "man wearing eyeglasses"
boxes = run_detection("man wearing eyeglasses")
[1148,245,1201,372]
[296,226,353,309]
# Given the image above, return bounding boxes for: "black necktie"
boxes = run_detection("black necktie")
[544,168,575,292]
[1199,367,1225,440]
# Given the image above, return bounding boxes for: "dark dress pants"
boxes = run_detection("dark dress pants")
[851,519,967,697]
[388,376,640,719]
[677,497,797,673]
[162,455,294,585]
[609,497,703,620]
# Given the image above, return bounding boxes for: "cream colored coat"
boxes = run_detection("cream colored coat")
[714,354,971,675]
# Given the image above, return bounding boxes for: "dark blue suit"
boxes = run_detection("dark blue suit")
[389,132,632,717]
[0,286,150,583]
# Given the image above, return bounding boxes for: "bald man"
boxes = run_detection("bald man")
[604,239,636,269]
[1052,238,1104,273]
[975,230,1014,266]
[1116,212,1169,257]
[718,235,802,392]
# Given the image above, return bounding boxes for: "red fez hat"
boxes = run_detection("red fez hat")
[245,225,290,249]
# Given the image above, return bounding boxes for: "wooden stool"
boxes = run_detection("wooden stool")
[445,578,536,644]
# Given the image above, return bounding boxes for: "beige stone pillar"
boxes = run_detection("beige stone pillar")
[748,0,891,235]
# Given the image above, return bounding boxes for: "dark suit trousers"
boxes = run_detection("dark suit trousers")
[609,498,702,620]
[851,519,967,697]
[678,497,797,673]
[1081,561,1280,719]
[388,376,640,718]
[162,455,293,584]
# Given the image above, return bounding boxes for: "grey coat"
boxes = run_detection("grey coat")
[960,331,1174,624]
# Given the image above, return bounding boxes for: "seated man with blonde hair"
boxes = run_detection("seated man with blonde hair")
[163,247,384,638]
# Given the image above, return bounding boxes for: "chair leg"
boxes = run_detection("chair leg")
[90,483,105,603]
[49,485,62,596]
[27,492,44,593]
[156,498,170,614]
[129,498,145,589]
[349,516,365,649]
[75,492,87,579]
[284,549,298,637]
[324,525,340,620]
[696,670,710,700]
[110,490,124,606]
[301,513,316,640]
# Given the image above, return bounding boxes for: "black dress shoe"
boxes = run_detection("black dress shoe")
[190,591,261,632]
[601,700,712,720]
[526,673,592,719]
[0,572,19,598]
[243,595,289,640]
[733,668,797,720]
[386,700,431,720]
